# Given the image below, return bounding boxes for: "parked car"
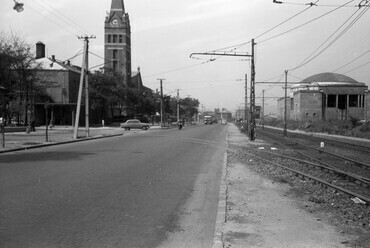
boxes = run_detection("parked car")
[120,119,150,130]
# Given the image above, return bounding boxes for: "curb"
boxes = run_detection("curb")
[212,128,229,248]
[0,133,123,154]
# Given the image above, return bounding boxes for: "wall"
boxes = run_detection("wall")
[297,91,322,121]
[276,97,290,120]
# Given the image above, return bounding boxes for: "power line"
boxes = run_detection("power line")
[275,0,368,7]
[342,60,370,74]
[289,4,369,71]
[259,0,356,44]
[26,4,79,37]
[255,1,318,41]
[33,0,90,36]
[333,48,370,72]
[142,61,214,79]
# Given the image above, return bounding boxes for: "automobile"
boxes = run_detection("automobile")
[120,119,150,130]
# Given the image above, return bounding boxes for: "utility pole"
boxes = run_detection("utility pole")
[365,90,368,122]
[283,70,288,137]
[84,37,90,138]
[73,35,95,139]
[157,78,165,128]
[262,90,265,130]
[250,39,256,140]
[190,39,256,141]
[177,89,180,122]
[244,74,248,124]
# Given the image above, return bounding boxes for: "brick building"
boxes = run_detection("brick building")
[104,0,131,85]
[277,72,369,122]
[32,60,81,126]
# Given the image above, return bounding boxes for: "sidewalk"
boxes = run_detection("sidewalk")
[213,124,351,248]
[0,125,126,153]
[0,124,167,153]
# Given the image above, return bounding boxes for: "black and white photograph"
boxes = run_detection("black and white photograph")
[0,0,369,247]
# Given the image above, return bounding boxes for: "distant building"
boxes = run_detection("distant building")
[130,67,151,93]
[31,59,81,126]
[277,72,368,122]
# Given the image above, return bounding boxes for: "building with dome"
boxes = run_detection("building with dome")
[277,72,369,122]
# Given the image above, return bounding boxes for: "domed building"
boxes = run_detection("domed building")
[277,72,368,122]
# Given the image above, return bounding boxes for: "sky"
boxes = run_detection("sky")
[1,0,369,115]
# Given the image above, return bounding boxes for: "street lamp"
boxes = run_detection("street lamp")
[13,0,24,12]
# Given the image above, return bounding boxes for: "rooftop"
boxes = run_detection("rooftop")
[301,72,361,84]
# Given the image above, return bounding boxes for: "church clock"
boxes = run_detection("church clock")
[111,18,119,26]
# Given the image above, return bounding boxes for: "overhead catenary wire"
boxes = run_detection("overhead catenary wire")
[142,60,216,79]
[289,4,369,71]
[342,60,370,74]
[26,4,80,38]
[255,1,319,41]
[258,0,357,44]
[275,0,368,7]
[209,0,356,52]
[33,0,91,36]
[333,48,370,73]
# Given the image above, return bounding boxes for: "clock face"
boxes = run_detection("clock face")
[111,19,119,26]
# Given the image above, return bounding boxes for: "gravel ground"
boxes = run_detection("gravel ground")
[228,136,370,248]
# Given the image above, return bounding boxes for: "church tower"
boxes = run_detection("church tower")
[104,0,131,85]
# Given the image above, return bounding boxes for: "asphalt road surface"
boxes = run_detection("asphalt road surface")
[0,124,227,248]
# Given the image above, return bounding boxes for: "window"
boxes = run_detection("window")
[113,35,117,43]
[113,61,118,72]
[119,35,123,43]
[113,49,118,59]
[338,95,347,110]
[290,98,294,110]
[349,95,358,107]
[327,95,336,108]
[107,35,111,43]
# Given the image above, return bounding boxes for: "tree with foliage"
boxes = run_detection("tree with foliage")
[0,31,41,126]
[125,87,156,118]
[180,97,199,122]
[89,70,125,121]
[90,70,158,123]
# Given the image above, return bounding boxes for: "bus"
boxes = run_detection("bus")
[204,116,213,124]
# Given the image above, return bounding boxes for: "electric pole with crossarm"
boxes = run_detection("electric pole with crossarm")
[190,39,256,140]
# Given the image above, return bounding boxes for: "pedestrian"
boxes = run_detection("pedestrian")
[30,120,36,132]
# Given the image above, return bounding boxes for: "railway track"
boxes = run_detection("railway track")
[255,128,370,204]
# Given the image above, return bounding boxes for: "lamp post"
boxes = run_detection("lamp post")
[13,0,24,12]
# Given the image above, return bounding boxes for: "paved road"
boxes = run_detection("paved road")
[0,124,227,248]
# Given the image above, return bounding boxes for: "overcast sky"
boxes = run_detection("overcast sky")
[1,0,369,114]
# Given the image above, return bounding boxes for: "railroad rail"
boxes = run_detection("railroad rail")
[254,129,370,204]
[244,150,370,204]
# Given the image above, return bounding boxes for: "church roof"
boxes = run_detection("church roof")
[301,72,360,84]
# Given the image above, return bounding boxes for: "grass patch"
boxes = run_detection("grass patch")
[261,118,370,139]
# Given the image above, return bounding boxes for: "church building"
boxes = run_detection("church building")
[104,0,131,85]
